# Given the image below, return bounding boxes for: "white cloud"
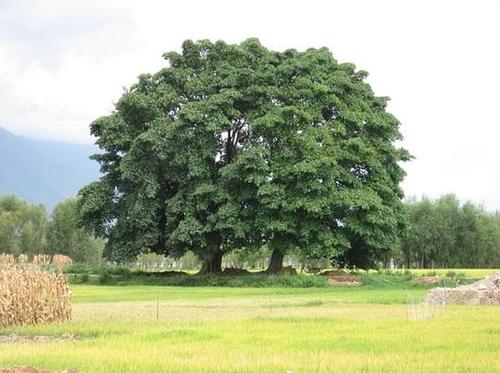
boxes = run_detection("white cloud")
[0,0,499,209]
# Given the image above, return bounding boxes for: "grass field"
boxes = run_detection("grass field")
[399,268,500,277]
[0,275,499,372]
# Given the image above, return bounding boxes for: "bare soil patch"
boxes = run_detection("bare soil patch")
[411,276,442,285]
[321,269,362,286]
[0,367,76,373]
[327,275,362,286]
[0,334,75,344]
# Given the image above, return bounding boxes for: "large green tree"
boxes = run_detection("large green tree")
[78,39,409,273]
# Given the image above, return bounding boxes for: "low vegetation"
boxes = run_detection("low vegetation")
[62,264,491,288]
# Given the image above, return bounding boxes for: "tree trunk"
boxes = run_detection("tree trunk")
[197,250,223,275]
[266,249,284,275]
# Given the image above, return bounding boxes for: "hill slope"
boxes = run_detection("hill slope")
[0,127,100,209]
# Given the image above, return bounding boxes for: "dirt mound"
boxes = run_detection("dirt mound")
[426,274,500,305]
[319,268,362,286]
[319,269,348,277]
[411,276,442,285]
[222,267,250,276]
[0,367,76,373]
[327,275,362,286]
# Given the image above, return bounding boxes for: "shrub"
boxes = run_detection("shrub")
[63,263,92,274]
[0,266,71,327]
[98,271,112,284]
[106,266,131,276]
[79,273,89,283]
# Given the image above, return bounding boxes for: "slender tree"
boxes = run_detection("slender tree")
[0,195,47,255]
[47,198,103,263]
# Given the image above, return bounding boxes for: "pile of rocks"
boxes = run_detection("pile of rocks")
[426,274,500,305]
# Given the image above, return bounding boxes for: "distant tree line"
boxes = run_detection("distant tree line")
[397,195,500,269]
[1,193,499,269]
[0,195,103,263]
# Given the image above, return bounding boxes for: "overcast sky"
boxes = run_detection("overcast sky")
[1,0,499,209]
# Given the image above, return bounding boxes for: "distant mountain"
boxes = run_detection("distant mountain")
[0,127,100,210]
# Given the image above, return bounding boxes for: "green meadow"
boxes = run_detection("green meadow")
[0,274,499,372]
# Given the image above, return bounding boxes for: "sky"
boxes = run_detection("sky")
[0,0,499,210]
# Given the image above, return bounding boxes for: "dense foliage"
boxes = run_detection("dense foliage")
[78,39,409,273]
[47,198,104,264]
[0,195,47,255]
[398,195,500,268]
[0,195,103,262]
[2,192,499,269]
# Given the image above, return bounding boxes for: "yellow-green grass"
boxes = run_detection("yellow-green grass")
[359,268,499,277]
[0,284,499,372]
[406,268,500,277]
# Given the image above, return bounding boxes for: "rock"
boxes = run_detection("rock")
[425,274,500,305]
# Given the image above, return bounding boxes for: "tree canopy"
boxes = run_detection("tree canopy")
[47,197,104,264]
[78,39,410,273]
[0,194,103,263]
[0,195,47,255]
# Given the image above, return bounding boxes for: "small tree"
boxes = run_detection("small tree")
[47,198,103,263]
[0,195,47,255]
